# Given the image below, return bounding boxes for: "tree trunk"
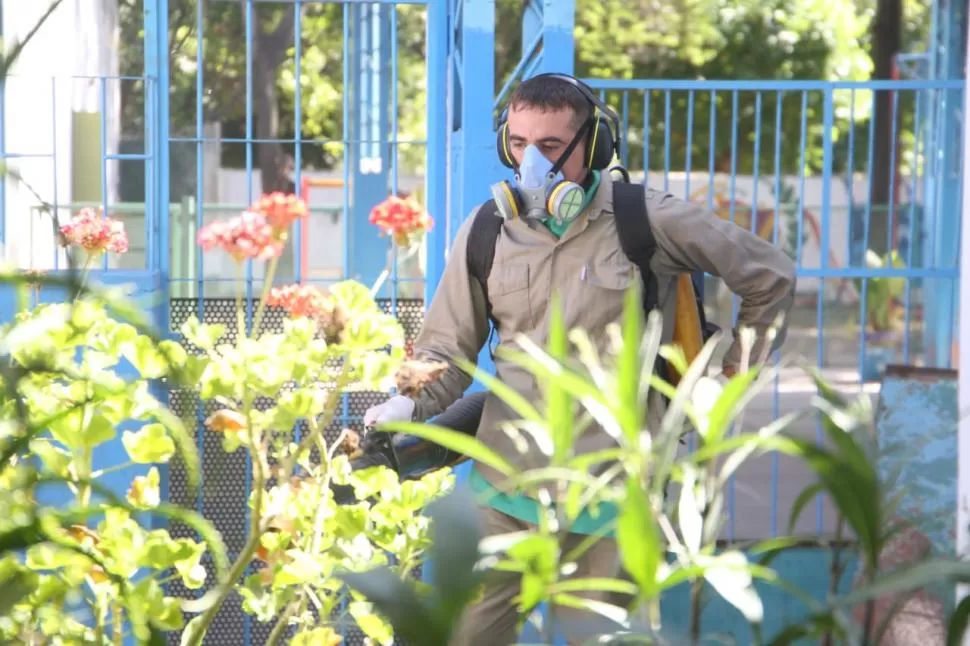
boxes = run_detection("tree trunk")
[867,0,902,256]
[254,56,285,195]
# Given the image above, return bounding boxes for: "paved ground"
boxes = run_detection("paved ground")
[699,295,897,541]
[708,364,880,541]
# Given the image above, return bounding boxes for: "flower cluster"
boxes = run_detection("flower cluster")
[265,283,347,343]
[368,195,433,247]
[59,207,129,255]
[197,193,308,263]
[255,192,308,231]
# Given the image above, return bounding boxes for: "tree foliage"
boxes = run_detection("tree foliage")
[117,0,932,181]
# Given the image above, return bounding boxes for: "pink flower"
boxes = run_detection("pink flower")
[197,211,283,262]
[255,192,308,231]
[369,196,433,247]
[59,207,129,254]
[265,284,328,319]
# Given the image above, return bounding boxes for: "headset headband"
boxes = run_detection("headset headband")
[495,72,621,135]
[528,72,621,134]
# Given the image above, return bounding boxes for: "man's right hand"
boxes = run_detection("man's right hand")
[362,395,416,428]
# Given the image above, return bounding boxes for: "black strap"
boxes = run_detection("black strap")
[466,201,504,357]
[611,182,661,314]
[466,199,503,328]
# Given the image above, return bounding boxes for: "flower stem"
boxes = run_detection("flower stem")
[251,256,280,337]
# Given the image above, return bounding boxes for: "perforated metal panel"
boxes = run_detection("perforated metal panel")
[166,297,425,645]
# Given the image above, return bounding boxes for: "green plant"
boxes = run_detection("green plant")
[0,272,226,644]
[174,193,451,644]
[347,287,970,645]
[854,249,906,335]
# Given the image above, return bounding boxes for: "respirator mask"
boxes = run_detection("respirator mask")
[490,74,621,227]
[490,124,591,226]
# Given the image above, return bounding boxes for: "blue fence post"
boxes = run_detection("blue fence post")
[143,0,171,526]
[424,0,449,298]
[348,3,393,292]
[448,0,504,401]
[535,0,575,76]
[0,7,5,245]
[924,0,967,368]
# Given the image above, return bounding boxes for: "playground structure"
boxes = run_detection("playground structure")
[1,0,968,642]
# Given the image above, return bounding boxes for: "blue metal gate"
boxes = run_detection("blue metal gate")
[143,1,448,643]
[0,0,966,643]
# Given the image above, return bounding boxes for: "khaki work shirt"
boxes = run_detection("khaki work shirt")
[411,170,797,496]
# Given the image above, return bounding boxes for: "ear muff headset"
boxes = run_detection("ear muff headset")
[495,73,621,172]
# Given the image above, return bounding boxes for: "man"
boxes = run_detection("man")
[362,73,796,644]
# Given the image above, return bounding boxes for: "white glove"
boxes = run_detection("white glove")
[363,395,416,428]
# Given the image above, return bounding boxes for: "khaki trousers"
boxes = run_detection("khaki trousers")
[449,505,634,646]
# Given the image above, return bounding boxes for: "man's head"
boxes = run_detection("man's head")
[505,75,593,183]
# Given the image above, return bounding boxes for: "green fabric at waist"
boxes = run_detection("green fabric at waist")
[466,463,617,538]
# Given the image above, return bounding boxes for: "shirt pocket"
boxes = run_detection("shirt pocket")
[577,262,639,331]
[488,262,533,335]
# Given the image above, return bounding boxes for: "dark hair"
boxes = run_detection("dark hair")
[508,75,592,128]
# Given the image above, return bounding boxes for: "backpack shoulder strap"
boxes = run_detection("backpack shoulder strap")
[465,199,503,329]
[611,181,660,311]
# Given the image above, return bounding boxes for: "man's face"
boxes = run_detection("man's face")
[506,104,588,183]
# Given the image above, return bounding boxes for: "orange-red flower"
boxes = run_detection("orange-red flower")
[265,284,347,343]
[265,284,329,319]
[197,211,283,262]
[59,207,129,254]
[254,192,308,231]
[368,195,433,247]
[204,409,248,433]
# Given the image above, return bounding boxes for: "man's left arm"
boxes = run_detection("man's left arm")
[644,188,797,374]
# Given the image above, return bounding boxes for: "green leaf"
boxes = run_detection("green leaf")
[947,591,970,646]
[787,481,825,536]
[349,601,394,646]
[29,439,71,477]
[839,559,970,608]
[545,294,574,465]
[616,478,662,598]
[616,285,645,444]
[768,613,844,646]
[48,408,116,450]
[377,421,517,477]
[702,551,764,623]
[453,357,541,424]
[339,568,445,646]
[124,334,171,379]
[0,569,34,616]
[122,423,176,464]
[427,489,486,626]
[179,315,225,351]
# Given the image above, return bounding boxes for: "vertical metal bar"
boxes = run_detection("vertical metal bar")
[51,78,60,271]
[684,90,694,201]
[847,90,856,267]
[294,0,303,284]
[621,90,629,167]
[243,1,254,643]
[903,88,922,364]
[663,90,671,192]
[244,0,255,337]
[795,92,808,270]
[887,89,900,253]
[0,8,5,246]
[390,6,399,317]
[751,92,762,233]
[817,88,834,535]
[194,0,206,522]
[424,0,448,300]
[770,90,783,537]
[642,91,650,177]
[707,90,716,214]
[342,3,351,281]
[100,78,110,272]
[858,90,877,379]
[726,88,739,542]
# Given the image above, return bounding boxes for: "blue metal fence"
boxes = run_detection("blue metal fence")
[1,0,967,642]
